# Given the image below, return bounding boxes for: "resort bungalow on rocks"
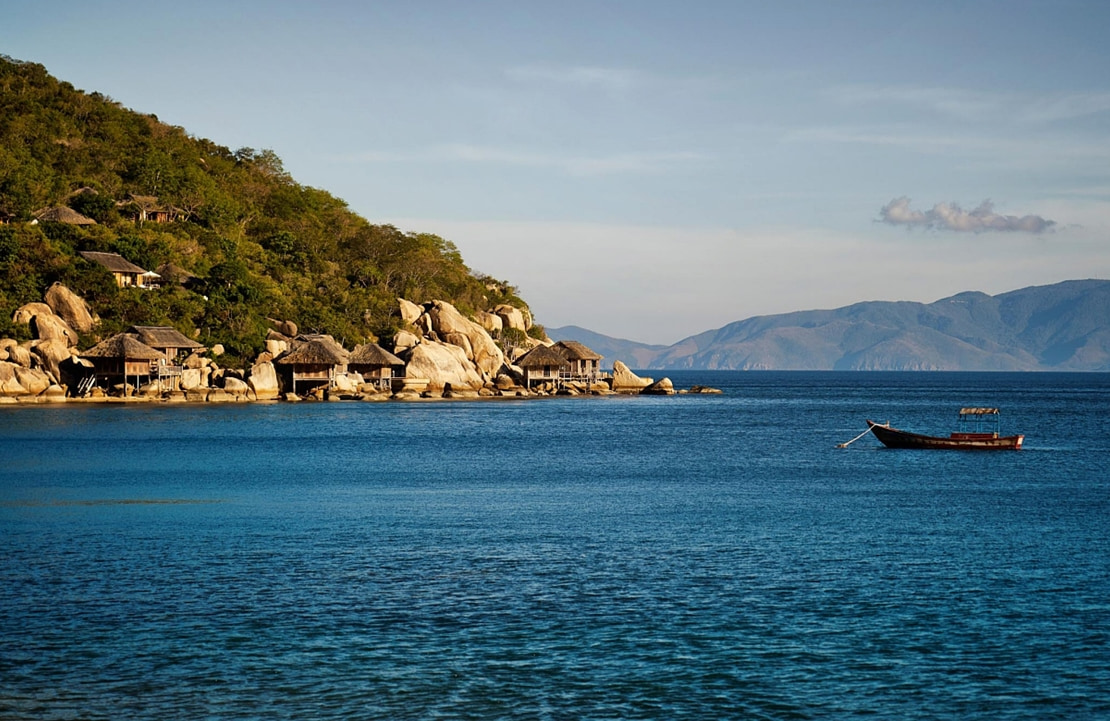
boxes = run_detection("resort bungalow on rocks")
[127,325,205,387]
[516,344,569,389]
[79,251,156,289]
[80,333,165,394]
[553,340,605,383]
[347,342,404,390]
[274,335,349,396]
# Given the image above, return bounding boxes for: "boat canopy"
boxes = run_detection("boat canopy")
[959,407,999,416]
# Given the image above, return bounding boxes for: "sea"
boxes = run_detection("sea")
[1,371,1108,720]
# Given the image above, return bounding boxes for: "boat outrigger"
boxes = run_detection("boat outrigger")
[865,408,1024,450]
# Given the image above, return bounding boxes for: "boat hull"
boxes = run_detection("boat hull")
[866,420,1024,450]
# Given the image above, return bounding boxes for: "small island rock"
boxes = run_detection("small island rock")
[610,360,653,393]
[642,377,675,395]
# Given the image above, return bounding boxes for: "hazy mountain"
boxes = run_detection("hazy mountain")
[551,280,1110,371]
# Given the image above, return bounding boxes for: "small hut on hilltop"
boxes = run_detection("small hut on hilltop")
[117,194,179,224]
[274,335,349,395]
[516,344,569,389]
[79,251,151,288]
[553,340,604,382]
[348,342,404,389]
[80,333,165,393]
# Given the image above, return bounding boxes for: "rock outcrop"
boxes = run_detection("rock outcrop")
[0,362,52,398]
[12,302,53,326]
[474,311,503,333]
[426,300,505,378]
[403,341,484,394]
[247,361,280,400]
[642,377,675,395]
[30,339,71,382]
[30,313,78,346]
[180,367,210,391]
[398,298,424,325]
[393,330,420,353]
[494,304,528,332]
[4,342,33,369]
[610,361,653,393]
[44,283,99,333]
[267,318,298,337]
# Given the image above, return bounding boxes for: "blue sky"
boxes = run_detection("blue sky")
[5,1,1110,343]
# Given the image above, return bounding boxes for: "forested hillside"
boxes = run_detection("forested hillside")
[0,55,535,365]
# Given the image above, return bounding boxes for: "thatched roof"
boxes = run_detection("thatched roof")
[34,206,97,225]
[128,326,203,350]
[299,334,349,357]
[349,342,404,366]
[553,340,602,361]
[120,194,161,209]
[516,344,569,369]
[275,336,348,365]
[79,251,146,274]
[81,333,164,360]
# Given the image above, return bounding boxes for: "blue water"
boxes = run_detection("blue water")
[2,371,1108,719]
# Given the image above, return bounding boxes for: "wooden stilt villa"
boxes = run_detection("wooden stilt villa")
[274,335,349,395]
[127,326,205,390]
[552,340,605,383]
[516,344,569,389]
[80,333,166,394]
[348,342,404,390]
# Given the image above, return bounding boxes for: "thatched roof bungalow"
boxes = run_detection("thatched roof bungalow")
[348,342,404,388]
[117,194,179,224]
[274,335,349,394]
[79,251,150,288]
[127,326,204,361]
[553,340,604,380]
[81,333,165,392]
[516,344,569,388]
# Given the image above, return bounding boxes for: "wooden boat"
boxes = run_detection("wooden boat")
[866,408,1024,450]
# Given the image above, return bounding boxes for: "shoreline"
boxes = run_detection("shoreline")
[0,384,720,406]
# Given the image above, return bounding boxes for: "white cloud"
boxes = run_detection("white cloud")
[878,197,1055,233]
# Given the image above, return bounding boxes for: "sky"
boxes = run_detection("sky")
[5,0,1110,344]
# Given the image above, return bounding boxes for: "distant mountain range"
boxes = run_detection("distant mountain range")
[548,279,1110,371]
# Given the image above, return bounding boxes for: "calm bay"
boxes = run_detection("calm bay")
[2,371,1109,719]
